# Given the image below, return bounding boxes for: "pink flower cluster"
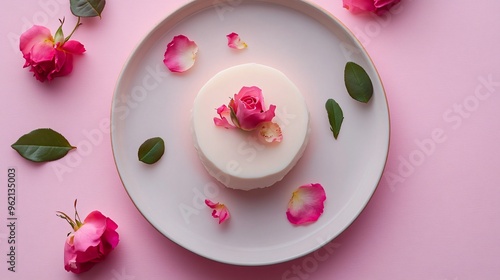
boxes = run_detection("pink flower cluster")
[214,86,283,143]
[214,86,276,131]
[20,24,85,82]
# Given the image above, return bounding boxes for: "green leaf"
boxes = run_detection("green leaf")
[70,0,106,18]
[325,99,344,139]
[11,128,76,162]
[138,137,165,164]
[344,61,373,103]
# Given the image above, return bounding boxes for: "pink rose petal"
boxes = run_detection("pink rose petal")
[163,35,198,73]
[343,0,375,13]
[29,41,55,64]
[19,25,53,58]
[213,104,236,129]
[286,183,326,225]
[53,50,73,79]
[227,32,248,50]
[258,121,283,143]
[205,199,230,224]
[62,40,86,55]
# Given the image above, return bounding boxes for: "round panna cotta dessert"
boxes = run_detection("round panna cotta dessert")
[191,63,310,191]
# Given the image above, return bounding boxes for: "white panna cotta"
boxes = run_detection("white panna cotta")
[191,63,310,191]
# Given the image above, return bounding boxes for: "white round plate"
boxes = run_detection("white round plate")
[111,0,390,265]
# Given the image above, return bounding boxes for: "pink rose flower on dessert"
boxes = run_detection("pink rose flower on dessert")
[287,183,326,225]
[214,86,282,143]
[205,199,230,224]
[20,23,85,82]
[57,200,119,274]
[215,86,276,131]
[163,35,198,73]
[343,0,401,15]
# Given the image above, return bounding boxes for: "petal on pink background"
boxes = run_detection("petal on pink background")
[101,221,120,254]
[286,183,326,225]
[52,51,73,79]
[19,25,53,57]
[205,199,230,224]
[72,211,107,252]
[226,32,248,49]
[62,40,86,55]
[342,0,376,13]
[163,35,198,73]
[53,49,68,71]
[28,41,55,64]
[374,0,401,9]
[258,121,283,143]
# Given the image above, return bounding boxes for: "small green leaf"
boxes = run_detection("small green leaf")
[138,137,165,164]
[344,61,373,103]
[325,99,344,139]
[11,128,76,162]
[70,0,106,18]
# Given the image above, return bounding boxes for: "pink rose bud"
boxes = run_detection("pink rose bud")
[213,86,283,143]
[57,201,119,274]
[214,86,276,131]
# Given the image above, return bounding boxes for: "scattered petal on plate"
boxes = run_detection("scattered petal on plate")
[163,35,198,72]
[226,32,248,50]
[286,183,326,225]
[205,199,230,224]
[258,122,283,143]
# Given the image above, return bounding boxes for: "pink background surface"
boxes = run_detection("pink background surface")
[1,0,499,279]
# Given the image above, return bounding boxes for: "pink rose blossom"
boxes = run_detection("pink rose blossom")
[343,0,401,15]
[20,24,85,82]
[214,86,276,131]
[57,201,119,274]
